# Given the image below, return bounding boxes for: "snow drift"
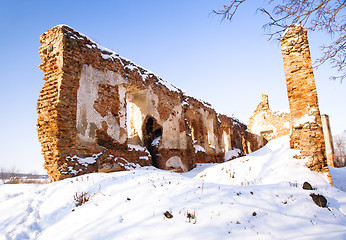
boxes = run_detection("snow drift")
[1,136,345,240]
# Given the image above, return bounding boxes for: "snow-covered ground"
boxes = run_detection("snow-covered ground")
[1,136,346,240]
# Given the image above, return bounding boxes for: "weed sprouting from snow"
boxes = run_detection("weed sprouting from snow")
[186,210,197,224]
[74,192,90,207]
[240,181,250,186]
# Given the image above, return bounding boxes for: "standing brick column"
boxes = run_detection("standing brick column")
[37,26,68,182]
[280,24,331,182]
[321,114,335,167]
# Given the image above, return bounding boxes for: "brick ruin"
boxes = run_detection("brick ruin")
[248,93,291,147]
[280,24,332,181]
[38,24,334,183]
[247,24,334,183]
[37,25,261,182]
[321,114,335,167]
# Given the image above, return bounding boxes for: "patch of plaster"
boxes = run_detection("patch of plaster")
[162,105,184,149]
[166,156,187,172]
[76,65,126,145]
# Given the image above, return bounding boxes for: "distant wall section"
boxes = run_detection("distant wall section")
[248,94,291,147]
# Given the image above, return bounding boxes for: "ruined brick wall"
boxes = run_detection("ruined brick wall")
[218,114,260,155]
[38,25,260,181]
[183,97,222,163]
[38,28,66,181]
[280,24,330,178]
[182,96,259,164]
[38,26,153,181]
[248,94,291,147]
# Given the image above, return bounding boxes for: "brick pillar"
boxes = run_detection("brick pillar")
[280,24,331,183]
[321,114,335,167]
[37,26,67,182]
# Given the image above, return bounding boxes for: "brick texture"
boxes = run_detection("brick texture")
[248,94,291,147]
[37,25,261,181]
[280,24,331,183]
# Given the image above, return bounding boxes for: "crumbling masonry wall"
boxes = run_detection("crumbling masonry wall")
[321,114,335,167]
[248,94,291,147]
[38,25,261,181]
[280,24,330,178]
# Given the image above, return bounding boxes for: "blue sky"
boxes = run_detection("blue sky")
[0,0,344,173]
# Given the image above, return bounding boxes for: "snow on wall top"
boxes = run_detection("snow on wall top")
[281,23,303,39]
[294,114,316,127]
[59,24,181,93]
[53,24,246,128]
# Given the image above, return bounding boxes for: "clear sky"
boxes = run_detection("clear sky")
[0,0,345,174]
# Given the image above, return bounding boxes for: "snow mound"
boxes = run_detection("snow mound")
[1,136,346,239]
[196,136,329,186]
[330,166,346,192]
[224,148,243,161]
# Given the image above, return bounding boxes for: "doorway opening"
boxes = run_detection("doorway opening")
[143,116,162,167]
[260,130,274,146]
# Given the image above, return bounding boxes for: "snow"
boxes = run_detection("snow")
[284,121,291,128]
[127,144,149,154]
[195,136,330,185]
[60,25,181,93]
[330,167,346,192]
[151,136,161,147]
[114,157,142,170]
[183,95,213,111]
[282,23,302,38]
[278,108,290,114]
[294,114,316,127]
[181,100,189,107]
[224,148,242,161]
[194,144,206,153]
[76,154,101,165]
[1,136,346,239]
[155,77,181,93]
[62,154,103,175]
[139,156,149,161]
[58,25,258,123]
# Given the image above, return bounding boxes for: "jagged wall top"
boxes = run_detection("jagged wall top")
[42,25,220,113]
[281,24,309,55]
[47,25,183,92]
[38,25,260,181]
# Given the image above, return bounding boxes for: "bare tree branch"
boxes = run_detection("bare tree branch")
[334,134,346,167]
[213,0,247,21]
[214,0,346,82]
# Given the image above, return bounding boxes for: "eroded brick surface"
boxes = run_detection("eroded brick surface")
[37,25,261,181]
[321,114,335,167]
[248,94,291,147]
[280,24,331,182]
